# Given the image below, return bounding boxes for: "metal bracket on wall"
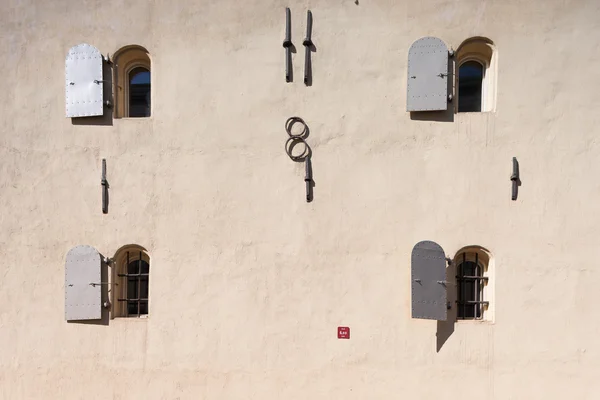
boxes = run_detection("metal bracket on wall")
[101,159,109,214]
[283,8,293,83]
[285,117,314,202]
[511,157,520,201]
[303,10,313,86]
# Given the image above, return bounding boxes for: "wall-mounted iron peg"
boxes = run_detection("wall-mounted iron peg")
[283,8,292,83]
[305,156,313,202]
[303,10,313,86]
[101,158,109,214]
[511,157,520,201]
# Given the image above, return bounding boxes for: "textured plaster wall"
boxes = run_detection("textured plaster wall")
[1,0,600,399]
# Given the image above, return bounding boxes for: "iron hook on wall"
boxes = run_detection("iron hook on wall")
[303,10,313,86]
[285,117,314,202]
[101,158,109,214]
[283,8,293,83]
[304,156,313,202]
[511,157,520,201]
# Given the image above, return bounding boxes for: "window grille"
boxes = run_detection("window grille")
[456,252,488,319]
[118,251,149,317]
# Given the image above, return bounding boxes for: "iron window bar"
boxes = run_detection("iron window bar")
[118,299,149,302]
[456,252,486,320]
[122,250,149,318]
[457,276,489,281]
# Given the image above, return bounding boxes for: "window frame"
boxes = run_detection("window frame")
[111,246,150,319]
[453,246,494,322]
[126,65,151,118]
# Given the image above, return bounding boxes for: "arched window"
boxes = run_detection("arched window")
[454,246,493,321]
[113,45,151,118]
[458,61,484,112]
[455,37,497,113]
[112,245,150,318]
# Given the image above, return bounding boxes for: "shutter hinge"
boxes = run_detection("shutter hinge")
[89,282,110,287]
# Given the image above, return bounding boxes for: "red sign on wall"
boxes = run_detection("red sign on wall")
[338,327,350,339]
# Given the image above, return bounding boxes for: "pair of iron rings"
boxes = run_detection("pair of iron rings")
[285,117,311,162]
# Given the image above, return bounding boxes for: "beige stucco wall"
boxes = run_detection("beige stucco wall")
[1,0,600,398]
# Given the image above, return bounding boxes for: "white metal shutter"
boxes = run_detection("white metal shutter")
[411,241,447,321]
[65,44,104,118]
[406,37,449,112]
[65,245,102,320]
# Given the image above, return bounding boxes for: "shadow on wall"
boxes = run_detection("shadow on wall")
[71,61,114,126]
[306,156,316,202]
[67,256,110,326]
[410,57,455,123]
[304,39,317,87]
[287,43,297,82]
[436,259,456,352]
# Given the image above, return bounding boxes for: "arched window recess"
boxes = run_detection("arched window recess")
[455,37,497,113]
[113,45,151,118]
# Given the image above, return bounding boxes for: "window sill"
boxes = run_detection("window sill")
[456,318,494,324]
[115,117,153,120]
[110,315,149,320]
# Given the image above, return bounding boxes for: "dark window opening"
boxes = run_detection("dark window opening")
[458,61,483,112]
[118,251,149,317]
[456,253,488,320]
[128,67,150,117]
